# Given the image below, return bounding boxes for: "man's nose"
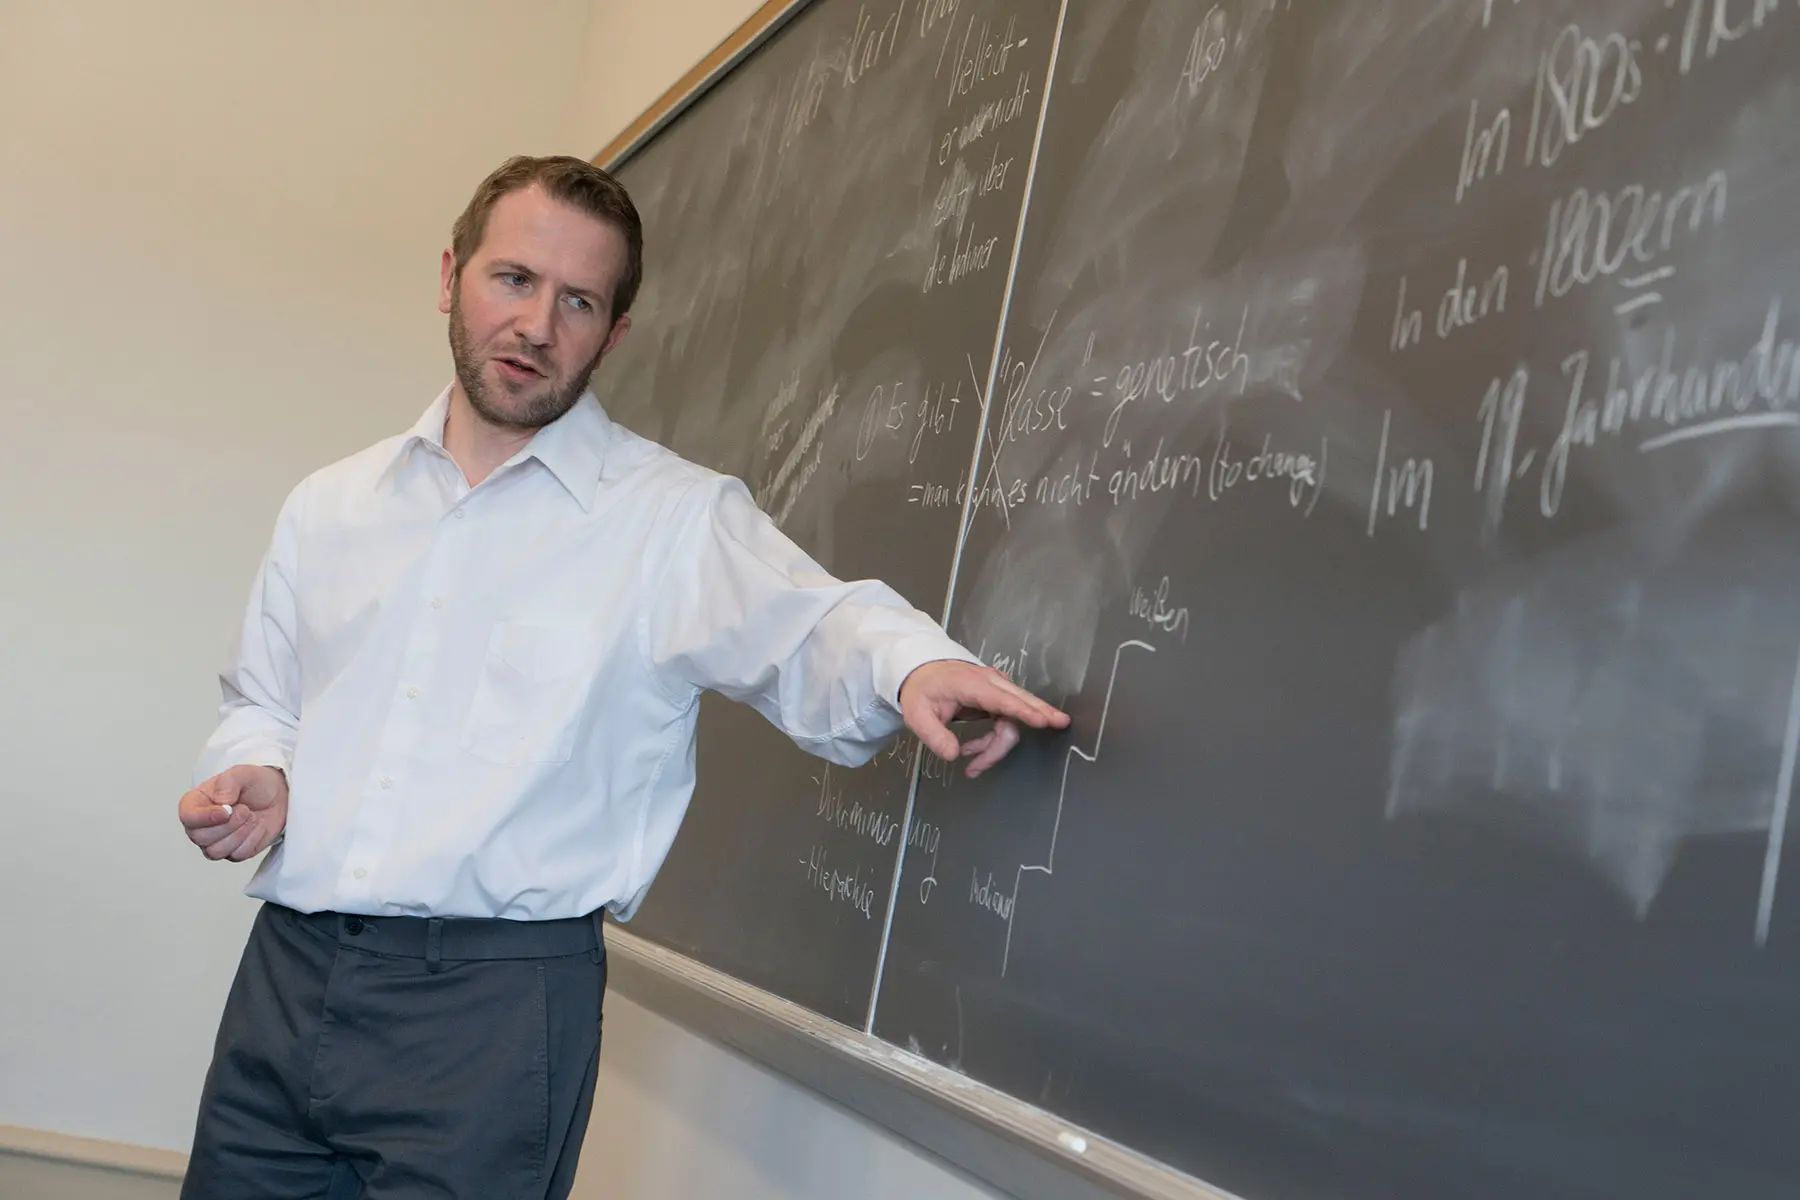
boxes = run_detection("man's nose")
[517,291,556,346]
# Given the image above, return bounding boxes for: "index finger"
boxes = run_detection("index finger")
[971,675,1069,729]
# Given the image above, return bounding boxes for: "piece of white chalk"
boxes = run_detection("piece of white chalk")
[1056,1131,1088,1155]
[221,805,233,817]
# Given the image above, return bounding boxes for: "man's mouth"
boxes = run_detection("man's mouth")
[494,355,546,382]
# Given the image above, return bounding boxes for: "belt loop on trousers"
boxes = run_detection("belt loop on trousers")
[589,911,605,965]
[426,918,444,973]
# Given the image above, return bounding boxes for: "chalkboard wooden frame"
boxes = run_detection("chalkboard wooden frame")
[593,0,811,168]
[587,6,1227,1196]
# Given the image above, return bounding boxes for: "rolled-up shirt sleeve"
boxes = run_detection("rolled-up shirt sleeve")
[193,482,305,784]
[646,475,979,766]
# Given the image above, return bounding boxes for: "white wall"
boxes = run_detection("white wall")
[0,1,1004,1195]
[0,0,597,1151]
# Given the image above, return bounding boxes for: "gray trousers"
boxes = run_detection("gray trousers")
[182,902,607,1199]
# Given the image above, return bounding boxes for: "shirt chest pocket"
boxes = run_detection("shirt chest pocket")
[462,620,595,767]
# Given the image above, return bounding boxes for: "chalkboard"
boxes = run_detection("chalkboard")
[601,0,1062,1024]
[603,1,1800,1196]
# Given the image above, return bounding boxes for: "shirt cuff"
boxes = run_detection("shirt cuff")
[194,744,293,788]
[871,631,984,711]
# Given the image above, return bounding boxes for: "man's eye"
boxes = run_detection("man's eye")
[566,294,592,313]
[501,272,527,287]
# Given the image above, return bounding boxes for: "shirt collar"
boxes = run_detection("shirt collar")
[385,385,612,511]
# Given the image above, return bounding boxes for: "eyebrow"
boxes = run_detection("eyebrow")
[492,260,608,309]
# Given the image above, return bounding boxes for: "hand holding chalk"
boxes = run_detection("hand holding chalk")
[178,764,289,863]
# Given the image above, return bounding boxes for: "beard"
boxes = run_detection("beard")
[448,289,606,431]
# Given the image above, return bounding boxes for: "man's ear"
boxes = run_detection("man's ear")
[438,249,456,315]
[600,314,632,358]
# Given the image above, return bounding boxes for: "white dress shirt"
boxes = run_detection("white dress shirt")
[196,387,977,920]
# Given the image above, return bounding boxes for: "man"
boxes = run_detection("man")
[175,154,1067,1198]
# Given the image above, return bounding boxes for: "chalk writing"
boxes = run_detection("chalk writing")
[995,366,1069,452]
[1033,450,1103,508]
[930,156,976,231]
[1128,577,1190,644]
[958,424,1328,521]
[1525,23,1644,170]
[801,845,876,919]
[1534,169,1728,310]
[948,220,1001,284]
[970,868,1016,920]
[978,626,1034,685]
[856,380,908,461]
[911,820,943,904]
[925,219,1001,290]
[1367,410,1434,535]
[761,372,801,455]
[1456,97,1511,204]
[920,0,960,42]
[1440,257,1510,339]
[1474,364,1532,538]
[815,765,901,848]
[1177,7,1230,100]
[1544,297,1800,512]
[1002,641,1155,976]
[1102,305,1253,447]
[756,379,841,526]
[963,474,1029,521]
[851,373,964,471]
[843,1,904,91]
[780,54,831,152]
[1395,258,1510,352]
[978,142,1015,198]
[920,744,958,789]
[942,13,1020,107]
[1209,426,1328,513]
[1457,302,1800,531]
[971,322,1056,529]
[911,377,964,463]
[939,72,1034,163]
[909,478,960,508]
[1391,276,1423,352]
[1680,0,1785,76]
[1108,437,1207,505]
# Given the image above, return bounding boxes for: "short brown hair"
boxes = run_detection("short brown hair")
[450,155,644,320]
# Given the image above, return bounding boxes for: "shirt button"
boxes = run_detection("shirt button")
[405,686,420,699]
[453,507,467,520]
[353,868,368,880]
[430,597,445,610]
[379,775,394,789]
